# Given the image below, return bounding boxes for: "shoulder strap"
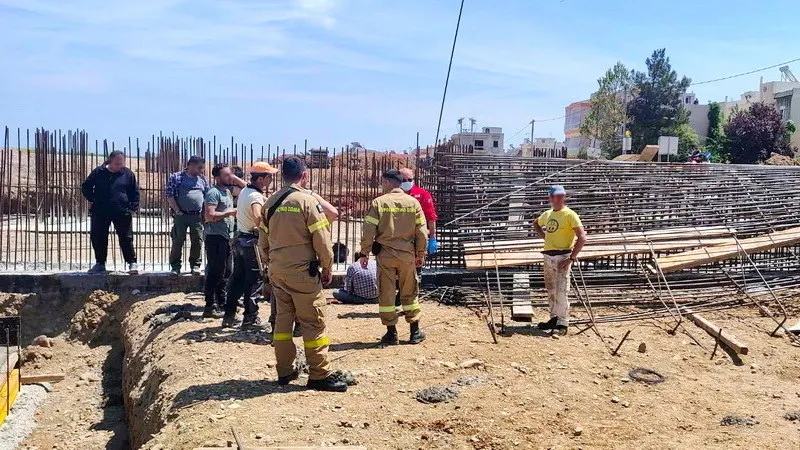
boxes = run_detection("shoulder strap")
[266,187,299,226]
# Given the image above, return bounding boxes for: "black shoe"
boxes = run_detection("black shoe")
[553,325,569,336]
[307,376,348,392]
[380,330,399,346]
[408,329,426,345]
[292,323,303,338]
[537,317,558,330]
[241,316,269,331]
[221,315,238,328]
[202,305,223,319]
[278,370,299,386]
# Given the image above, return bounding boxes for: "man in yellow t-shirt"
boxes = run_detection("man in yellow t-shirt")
[533,185,587,335]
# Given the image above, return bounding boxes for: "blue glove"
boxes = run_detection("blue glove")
[427,237,438,255]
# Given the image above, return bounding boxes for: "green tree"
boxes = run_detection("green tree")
[723,102,796,164]
[705,102,727,161]
[579,62,634,159]
[628,49,692,152]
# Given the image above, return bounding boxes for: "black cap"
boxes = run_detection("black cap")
[383,169,403,183]
[282,156,306,180]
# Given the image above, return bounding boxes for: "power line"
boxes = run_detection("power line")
[433,0,465,146]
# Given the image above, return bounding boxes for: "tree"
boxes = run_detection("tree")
[627,49,692,152]
[580,62,633,159]
[666,122,699,160]
[705,102,726,161]
[723,102,796,164]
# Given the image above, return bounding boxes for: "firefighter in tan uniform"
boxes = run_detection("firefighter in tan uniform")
[360,169,429,345]
[260,156,347,392]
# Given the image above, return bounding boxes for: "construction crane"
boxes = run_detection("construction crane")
[780,65,798,82]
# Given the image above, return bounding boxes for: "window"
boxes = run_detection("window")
[474,139,484,147]
[493,140,499,148]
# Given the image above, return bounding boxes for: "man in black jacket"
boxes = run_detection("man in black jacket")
[81,151,140,274]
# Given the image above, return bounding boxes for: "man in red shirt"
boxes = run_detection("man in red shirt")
[399,168,437,255]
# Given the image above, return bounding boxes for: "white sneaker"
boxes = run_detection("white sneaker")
[128,263,139,275]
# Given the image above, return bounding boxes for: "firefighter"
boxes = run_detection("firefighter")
[360,169,429,345]
[260,156,346,392]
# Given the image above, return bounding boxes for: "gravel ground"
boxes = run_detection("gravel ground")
[0,384,50,450]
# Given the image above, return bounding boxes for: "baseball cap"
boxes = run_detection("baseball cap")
[248,161,278,174]
[383,169,404,183]
[548,185,566,196]
[282,156,306,179]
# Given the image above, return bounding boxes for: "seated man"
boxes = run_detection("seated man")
[332,252,378,304]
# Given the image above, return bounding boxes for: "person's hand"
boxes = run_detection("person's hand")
[321,268,333,285]
[359,255,369,269]
[427,237,438,255]
[415,256,425,268]
[226,208,238,217]
[558,258,573,271]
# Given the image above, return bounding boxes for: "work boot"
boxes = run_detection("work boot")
[202,305,223,319]
[380,326,399,346]
[241,315,269,331]
[87,263,106,274]
[128,262,139,275]
[277,370,299,386]
[408,322,426,345]
[307,376,348,392]
[170,267,181,276]
[552,325,569,336]
[537,317,558,330]
[190,266,202,276]
[221,315,238,328]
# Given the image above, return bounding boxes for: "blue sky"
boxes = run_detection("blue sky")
[0,0,797,152]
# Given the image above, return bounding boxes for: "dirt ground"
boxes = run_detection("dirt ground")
[9,289,800,450]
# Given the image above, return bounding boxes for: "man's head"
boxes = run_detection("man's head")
[399,168,415,192]
[186,156,205,176]
[548,185,567,210]
[211,163,233,186]
[231,165,244,179]
[105,150,126,173]
[248,161,278,192]
[381,169,403,192]
[353,251,365,261]
[282,156,308,188]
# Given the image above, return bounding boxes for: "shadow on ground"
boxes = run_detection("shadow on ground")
[172,379,307,410]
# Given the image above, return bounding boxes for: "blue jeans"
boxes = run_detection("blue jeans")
[332,289,377,305]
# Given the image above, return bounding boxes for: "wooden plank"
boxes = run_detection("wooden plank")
[0,368,21,425]
[510,273,533,321]
[465,237,735,270]
[656,227,800,273]
[21,373,66,384]
[685,311,749,355]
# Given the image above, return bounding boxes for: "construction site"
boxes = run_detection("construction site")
[0,127,798,450]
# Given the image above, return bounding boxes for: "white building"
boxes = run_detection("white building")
[451,126,504,154]
[517,138,566,158]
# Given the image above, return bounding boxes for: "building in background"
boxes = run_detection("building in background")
[451,126,504,154]
[776,88,800,149]
[516,138,566,158]
[563,100,595,157]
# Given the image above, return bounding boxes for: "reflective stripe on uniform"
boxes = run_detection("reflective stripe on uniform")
[378,206,416,213]
[273,332,293,341]
[277,206,302,213]
[364,216,379,225]
[379,305,396,313]
[308,218,330,233]
[259,225,269,233]
[303,336,330,348]
[415,216,425,225]
[402,302,420,312]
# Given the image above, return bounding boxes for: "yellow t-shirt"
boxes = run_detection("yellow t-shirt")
[537,206,583,251]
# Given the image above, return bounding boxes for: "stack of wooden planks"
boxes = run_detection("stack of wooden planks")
[464,226,737,270]
[654,226,800,273]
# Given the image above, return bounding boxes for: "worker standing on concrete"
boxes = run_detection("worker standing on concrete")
[221,161,277,329]
[81,150,140,275]
[360,169,429,345]
[166,156,210,276]
[533,185,587,335]
[261,156,346,392]
[202,163,242,318]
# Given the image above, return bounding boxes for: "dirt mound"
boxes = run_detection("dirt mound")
[69,290,120,343]
[0,292,33,316]
[765,153,800,166]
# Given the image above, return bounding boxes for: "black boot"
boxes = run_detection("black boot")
[278,370,299,386]
[553,325,569,336]
[221,314,238,328]
[537,317,558,330]
[292,321,303,337]
[202,304,223,319]
[307,375,348,392]
[380,325,399,345]
[408,322,426,345]
[241,315,269,331]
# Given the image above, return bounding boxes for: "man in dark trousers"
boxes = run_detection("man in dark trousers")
[202,163,239,318]
[81,150,140,274]
[166,156,210,275]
